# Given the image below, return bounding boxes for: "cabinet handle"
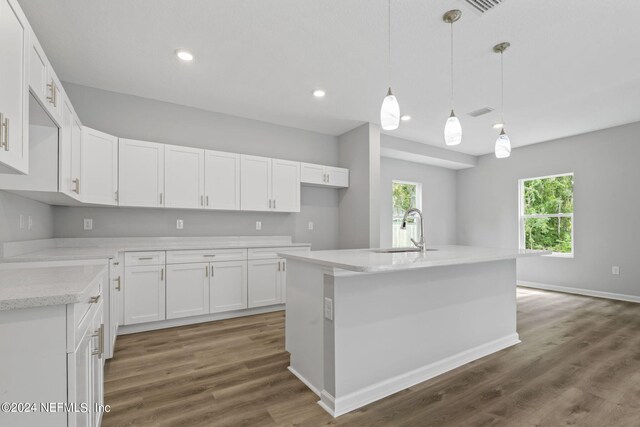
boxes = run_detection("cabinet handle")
[278,261,281,271]
[72,178,80,194]
[160,268,164,281]
[206,195,209,206]
[205,265,208,277]
[91,324,104,358]
[201,195,204,206]
[89,295,101,304]
[1,116,8,151]
[47,81,55,105]
[115,276,121,291]
[159,193,163,204]
[211,265,214,276]
[283,261,286,272]
[137,257,153,260]
[115,190,119,202]
[274,199,276,209]
[0,112,4,149]
[326,173,330,183]
[203,254,216,257]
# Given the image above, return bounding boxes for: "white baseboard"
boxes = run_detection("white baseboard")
[288,366,321,397]
[118,305,285,335]
[518,281,640,304]
[318,333,520,418]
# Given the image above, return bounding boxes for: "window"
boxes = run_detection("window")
[519,173,574,256]
[392,180,422,248]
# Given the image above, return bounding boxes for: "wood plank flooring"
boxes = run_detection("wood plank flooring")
[102,288,640,426]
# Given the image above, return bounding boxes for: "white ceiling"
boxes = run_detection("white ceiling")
[18,0,640,156]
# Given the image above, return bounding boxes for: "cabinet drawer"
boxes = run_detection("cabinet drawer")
[166,248,247,264]
[125,251,165,266]
[67,271,104,353]
[248,246,309,260]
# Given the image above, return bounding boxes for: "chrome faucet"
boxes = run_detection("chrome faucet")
[401,208,426,252]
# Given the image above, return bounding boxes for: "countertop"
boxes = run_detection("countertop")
[2,237,310,263]
[278,245,550,273]
[0,263,106,310]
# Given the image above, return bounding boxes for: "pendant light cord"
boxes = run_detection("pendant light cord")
[450,22,454,110]
[500,51,504,123]
[388,0,391,87]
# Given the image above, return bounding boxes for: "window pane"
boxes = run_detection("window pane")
[392,182,418,248]
[524,216,572,253]
[523,175,573,214]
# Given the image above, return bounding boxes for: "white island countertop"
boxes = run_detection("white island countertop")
[279,245,549,273]
[0,263,106,310]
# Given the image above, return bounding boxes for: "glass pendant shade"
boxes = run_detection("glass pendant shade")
[380,87,400,130]
[444,110,462,146]
[494,128,511,158]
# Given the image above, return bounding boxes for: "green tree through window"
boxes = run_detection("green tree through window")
[392,181,421,247]
[520,174,574,254]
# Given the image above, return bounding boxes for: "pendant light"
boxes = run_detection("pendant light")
[494,42,511,158]
[380,0,400,130]
[443,10,462,146]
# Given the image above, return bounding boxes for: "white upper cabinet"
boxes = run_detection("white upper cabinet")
[241,155,301,212]
[271,158,300,212]
[204,150,240,210]
[301,162,349,188]
[119,138,165,207]
[59,98,82,200]
[27,28,63,125]
[164,144,205,209]
[0,0,29,174]
[81,127,118,205]
[240,154,271,211]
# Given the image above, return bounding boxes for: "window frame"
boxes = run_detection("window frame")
[391,180,423,248]
[518,172,574,258]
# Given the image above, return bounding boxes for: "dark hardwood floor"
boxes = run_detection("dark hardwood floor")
[102,288,640,426]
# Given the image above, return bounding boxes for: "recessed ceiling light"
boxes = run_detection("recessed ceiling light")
[400,115,411,121]
[175,49,194,62]
[312,89,326,98]
[493,123,504,129]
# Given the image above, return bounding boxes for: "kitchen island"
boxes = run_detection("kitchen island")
[279,245,548,417]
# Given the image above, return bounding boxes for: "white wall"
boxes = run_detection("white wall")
[457,121,640,298]
[338,123,380,249]
[0,191,54,243]
[379,157,457,248]
[54,83,341,249]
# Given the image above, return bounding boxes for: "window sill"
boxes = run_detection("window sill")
[542,252,574,259]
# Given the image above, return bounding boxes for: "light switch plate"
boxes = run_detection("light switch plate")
[83,218,93,230]
[612,266,620,275]
[256,221,262,230]
[324,297,333,321]
[176,219,184,230]
[19,214,25,229]
[308,221,314,230]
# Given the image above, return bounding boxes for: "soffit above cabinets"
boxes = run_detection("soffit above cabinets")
[18,0,640,155]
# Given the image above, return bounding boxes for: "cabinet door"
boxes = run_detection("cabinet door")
[210,260,247,313]
[119,138,164,207]
[300,162,325,185]
[67,320,93,427]
[271,159,300,212]
[0,0,29,174]
[166,263,209,319]
[240,154,271,211]
[59,98,82,200]
[28,31,48,105]
[164,144,205,209]
[326,166,349,188]
[70,116,82,198]
[248,259,281,307]
[81,127,118,205]
[204,150,240,210]
[124,265,165,325]
[279,259,287,303]
[90,304,104,427]
[109,255,123,357]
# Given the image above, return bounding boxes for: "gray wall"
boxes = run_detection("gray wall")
[337,123,380,249]
[54,83,341,249]
[0,191,54,242]
[379,157,457,247]
[457,121,640,298]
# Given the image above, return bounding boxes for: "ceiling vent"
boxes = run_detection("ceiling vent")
[459,0,505,15]
[467,107,494,117]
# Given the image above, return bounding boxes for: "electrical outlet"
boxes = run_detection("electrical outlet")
[176,219,184,230]
[612,266,620,275]
[256,221,262,230]
[308,221,314,230]
[19,214,25,229]
[83,218,93,230]
[324,297,333,321]
[28,216,33,230]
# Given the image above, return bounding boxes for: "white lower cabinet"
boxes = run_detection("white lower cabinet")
[108,254,123,358]
[210,260,247,313]
[248,259,283,308]
[166,262,210,319]
[124,264,165,325]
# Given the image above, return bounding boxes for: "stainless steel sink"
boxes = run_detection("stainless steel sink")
[372,248,438,253]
